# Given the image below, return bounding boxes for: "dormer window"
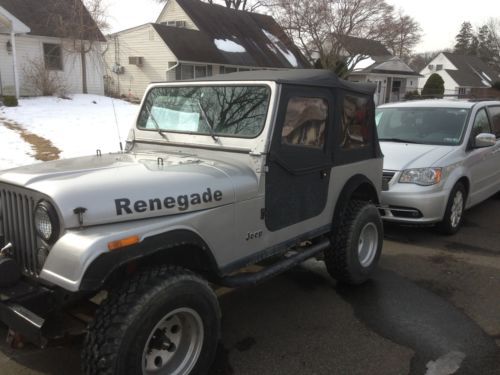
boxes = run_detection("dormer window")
[162,20,187,28]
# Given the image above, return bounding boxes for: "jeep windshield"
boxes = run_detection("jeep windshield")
[137,85,271,138]
[376,107,470,146]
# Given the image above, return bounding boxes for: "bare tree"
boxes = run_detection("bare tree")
[377,11,422,59]
[43,0,107,94]
[265,0,421,75]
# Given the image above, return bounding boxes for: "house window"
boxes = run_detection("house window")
[436,64,443,71]
[43,43,63,70]
[220,66,238,74]
[281,97,327,149]
[428,64,434,70]
[458,87,467,96]
[175,64,213,80]
[341,94,371,149]
[163,20,187,28]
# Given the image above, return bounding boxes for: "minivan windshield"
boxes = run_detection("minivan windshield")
[137,85,271,138]
[375,107,470,145]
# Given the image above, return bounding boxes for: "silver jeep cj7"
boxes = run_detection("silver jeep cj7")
[0,70,383,375]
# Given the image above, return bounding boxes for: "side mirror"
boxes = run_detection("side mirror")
[474,133,496,148]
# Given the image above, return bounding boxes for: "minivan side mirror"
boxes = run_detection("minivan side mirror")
[474,133,496,148]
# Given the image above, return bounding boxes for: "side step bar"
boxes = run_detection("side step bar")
[219,238,330,288]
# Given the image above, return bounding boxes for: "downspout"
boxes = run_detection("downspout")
[10,31,19,99]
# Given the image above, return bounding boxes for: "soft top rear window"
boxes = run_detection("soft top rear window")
[137,85,271,138]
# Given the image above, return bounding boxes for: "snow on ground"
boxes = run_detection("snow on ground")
[0,94,139,171]
[214,38,246,53]
[0,124,38,170]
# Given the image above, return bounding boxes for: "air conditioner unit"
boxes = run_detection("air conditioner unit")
[112,64,124,74]
[129,56,144,67]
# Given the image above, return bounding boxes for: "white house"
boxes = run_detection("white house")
[104,0,310,99]
[0,0,105,98]
[419,52,500,97]
[340,36,421,105]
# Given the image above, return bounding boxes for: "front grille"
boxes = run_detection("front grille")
[382,170,396,191]
[0,185,39,276]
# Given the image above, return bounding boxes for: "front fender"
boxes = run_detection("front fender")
[40,213,218,292]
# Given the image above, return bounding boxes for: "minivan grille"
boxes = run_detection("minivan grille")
[0,185,39,276]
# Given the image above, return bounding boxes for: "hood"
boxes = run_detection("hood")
[380,142,456,171]
[0,152,257,228]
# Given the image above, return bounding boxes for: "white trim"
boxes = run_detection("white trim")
[0,6,30,34]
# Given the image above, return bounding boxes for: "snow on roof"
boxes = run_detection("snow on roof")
[481,79,492,87]
[349,55,376,71]
[481,71,492,83]
[214,38,246,53]
[262,29,298,68]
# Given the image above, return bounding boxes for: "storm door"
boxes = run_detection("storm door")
[265,86,334,231]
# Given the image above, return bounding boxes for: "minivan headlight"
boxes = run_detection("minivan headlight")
[399,168,442,186]
[34,201,59,243]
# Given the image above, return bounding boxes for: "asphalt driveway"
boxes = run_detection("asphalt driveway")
[1,198,500,375]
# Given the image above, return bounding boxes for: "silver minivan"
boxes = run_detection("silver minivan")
[376,99,500,234]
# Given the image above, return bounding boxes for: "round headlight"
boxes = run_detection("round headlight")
[34,201,59,243]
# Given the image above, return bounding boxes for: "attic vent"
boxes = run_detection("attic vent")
[129,56,144,67]
[162,20,186,28]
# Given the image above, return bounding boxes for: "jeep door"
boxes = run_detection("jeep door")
[265,85,334,231]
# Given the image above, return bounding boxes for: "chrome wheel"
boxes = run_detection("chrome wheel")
[450,190,464,228]
[142,308,204,375]
[358,222,378,267]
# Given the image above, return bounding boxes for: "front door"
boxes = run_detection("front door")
[265,86,333,231]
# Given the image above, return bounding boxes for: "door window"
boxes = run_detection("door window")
[487,106,500,138]
[281,97,327,149]
[471,108,491,138]
[341,94,370,149]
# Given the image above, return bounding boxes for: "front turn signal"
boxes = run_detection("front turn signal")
[108,235,140,251]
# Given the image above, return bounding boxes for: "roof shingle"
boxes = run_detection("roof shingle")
[0,0,105,41]
[154,0,309,69]
[442,52,499,87]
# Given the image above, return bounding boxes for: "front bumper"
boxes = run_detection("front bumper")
[0,281,55,347]
[380,184,449,224]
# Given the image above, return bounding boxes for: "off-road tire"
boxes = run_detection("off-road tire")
[82,266,221,375]
[325,200,383,285]
[437,182,466,235]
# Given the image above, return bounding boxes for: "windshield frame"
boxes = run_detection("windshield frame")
[375,106,472,146]
[136,83,273,140]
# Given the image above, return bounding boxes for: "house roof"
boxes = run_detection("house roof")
[338,35,391,56]
[0,0,105,41]
[191,69,376,95]
[154,0,309,69]
[441,52,499,87]
[351,55,421,77]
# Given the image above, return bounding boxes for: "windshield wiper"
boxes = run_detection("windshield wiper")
[379,138,420,144]
[197,101,219,143]
[145,106,168,140]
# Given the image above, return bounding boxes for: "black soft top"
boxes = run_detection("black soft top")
[194,69,376,95]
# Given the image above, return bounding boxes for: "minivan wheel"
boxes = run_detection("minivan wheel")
[82,266,221,375]
[325,200,383,285]
[437,182,466,235]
